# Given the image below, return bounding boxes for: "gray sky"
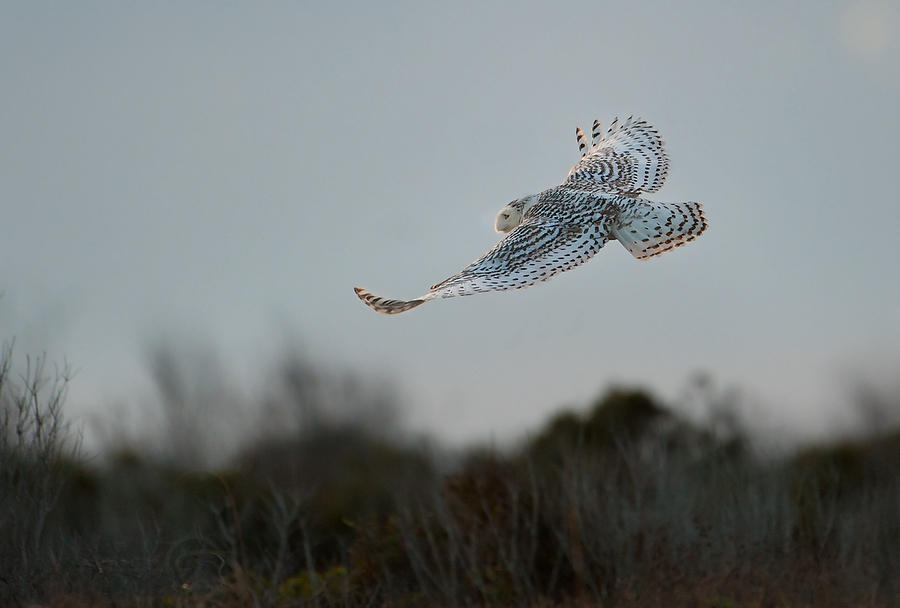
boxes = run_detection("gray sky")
[2,1,899,445]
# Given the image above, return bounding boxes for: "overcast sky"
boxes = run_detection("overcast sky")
[2,1,899,446]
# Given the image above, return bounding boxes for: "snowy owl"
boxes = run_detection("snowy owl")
[355,116,707,314]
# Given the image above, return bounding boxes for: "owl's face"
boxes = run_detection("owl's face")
[494,200,525,233]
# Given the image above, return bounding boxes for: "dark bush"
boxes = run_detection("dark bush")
[2,342,898,607]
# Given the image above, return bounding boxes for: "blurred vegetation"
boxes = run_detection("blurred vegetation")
[1,340,899,607]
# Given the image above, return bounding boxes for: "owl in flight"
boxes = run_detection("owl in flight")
[354,116,707,314]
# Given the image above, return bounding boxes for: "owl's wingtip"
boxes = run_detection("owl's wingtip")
[353,286,426,315]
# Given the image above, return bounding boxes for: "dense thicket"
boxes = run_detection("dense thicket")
[2,344,898,607]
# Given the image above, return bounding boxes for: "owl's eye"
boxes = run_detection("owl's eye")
[502,213,510,220]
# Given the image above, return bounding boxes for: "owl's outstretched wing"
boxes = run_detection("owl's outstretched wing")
[566,116,669,196]
[354,215,610,315]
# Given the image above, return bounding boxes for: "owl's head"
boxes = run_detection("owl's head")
[494,195,536,234]
[494,204,523,233]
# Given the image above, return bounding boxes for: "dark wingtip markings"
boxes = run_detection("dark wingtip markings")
[354,287,425,315]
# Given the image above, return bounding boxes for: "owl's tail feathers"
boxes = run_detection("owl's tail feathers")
[353,287,427,315]
[614,200,707,261]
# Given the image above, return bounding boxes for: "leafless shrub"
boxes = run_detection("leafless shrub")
[0,341,78,604]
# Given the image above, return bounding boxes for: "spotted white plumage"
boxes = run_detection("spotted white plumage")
[354,116,707,315]
[566,116,669,195]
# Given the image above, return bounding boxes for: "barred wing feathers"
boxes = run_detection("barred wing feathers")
[352,288,426,315]
[566,116,669,196]
[353,216,610,315]
[613,198,707,260]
